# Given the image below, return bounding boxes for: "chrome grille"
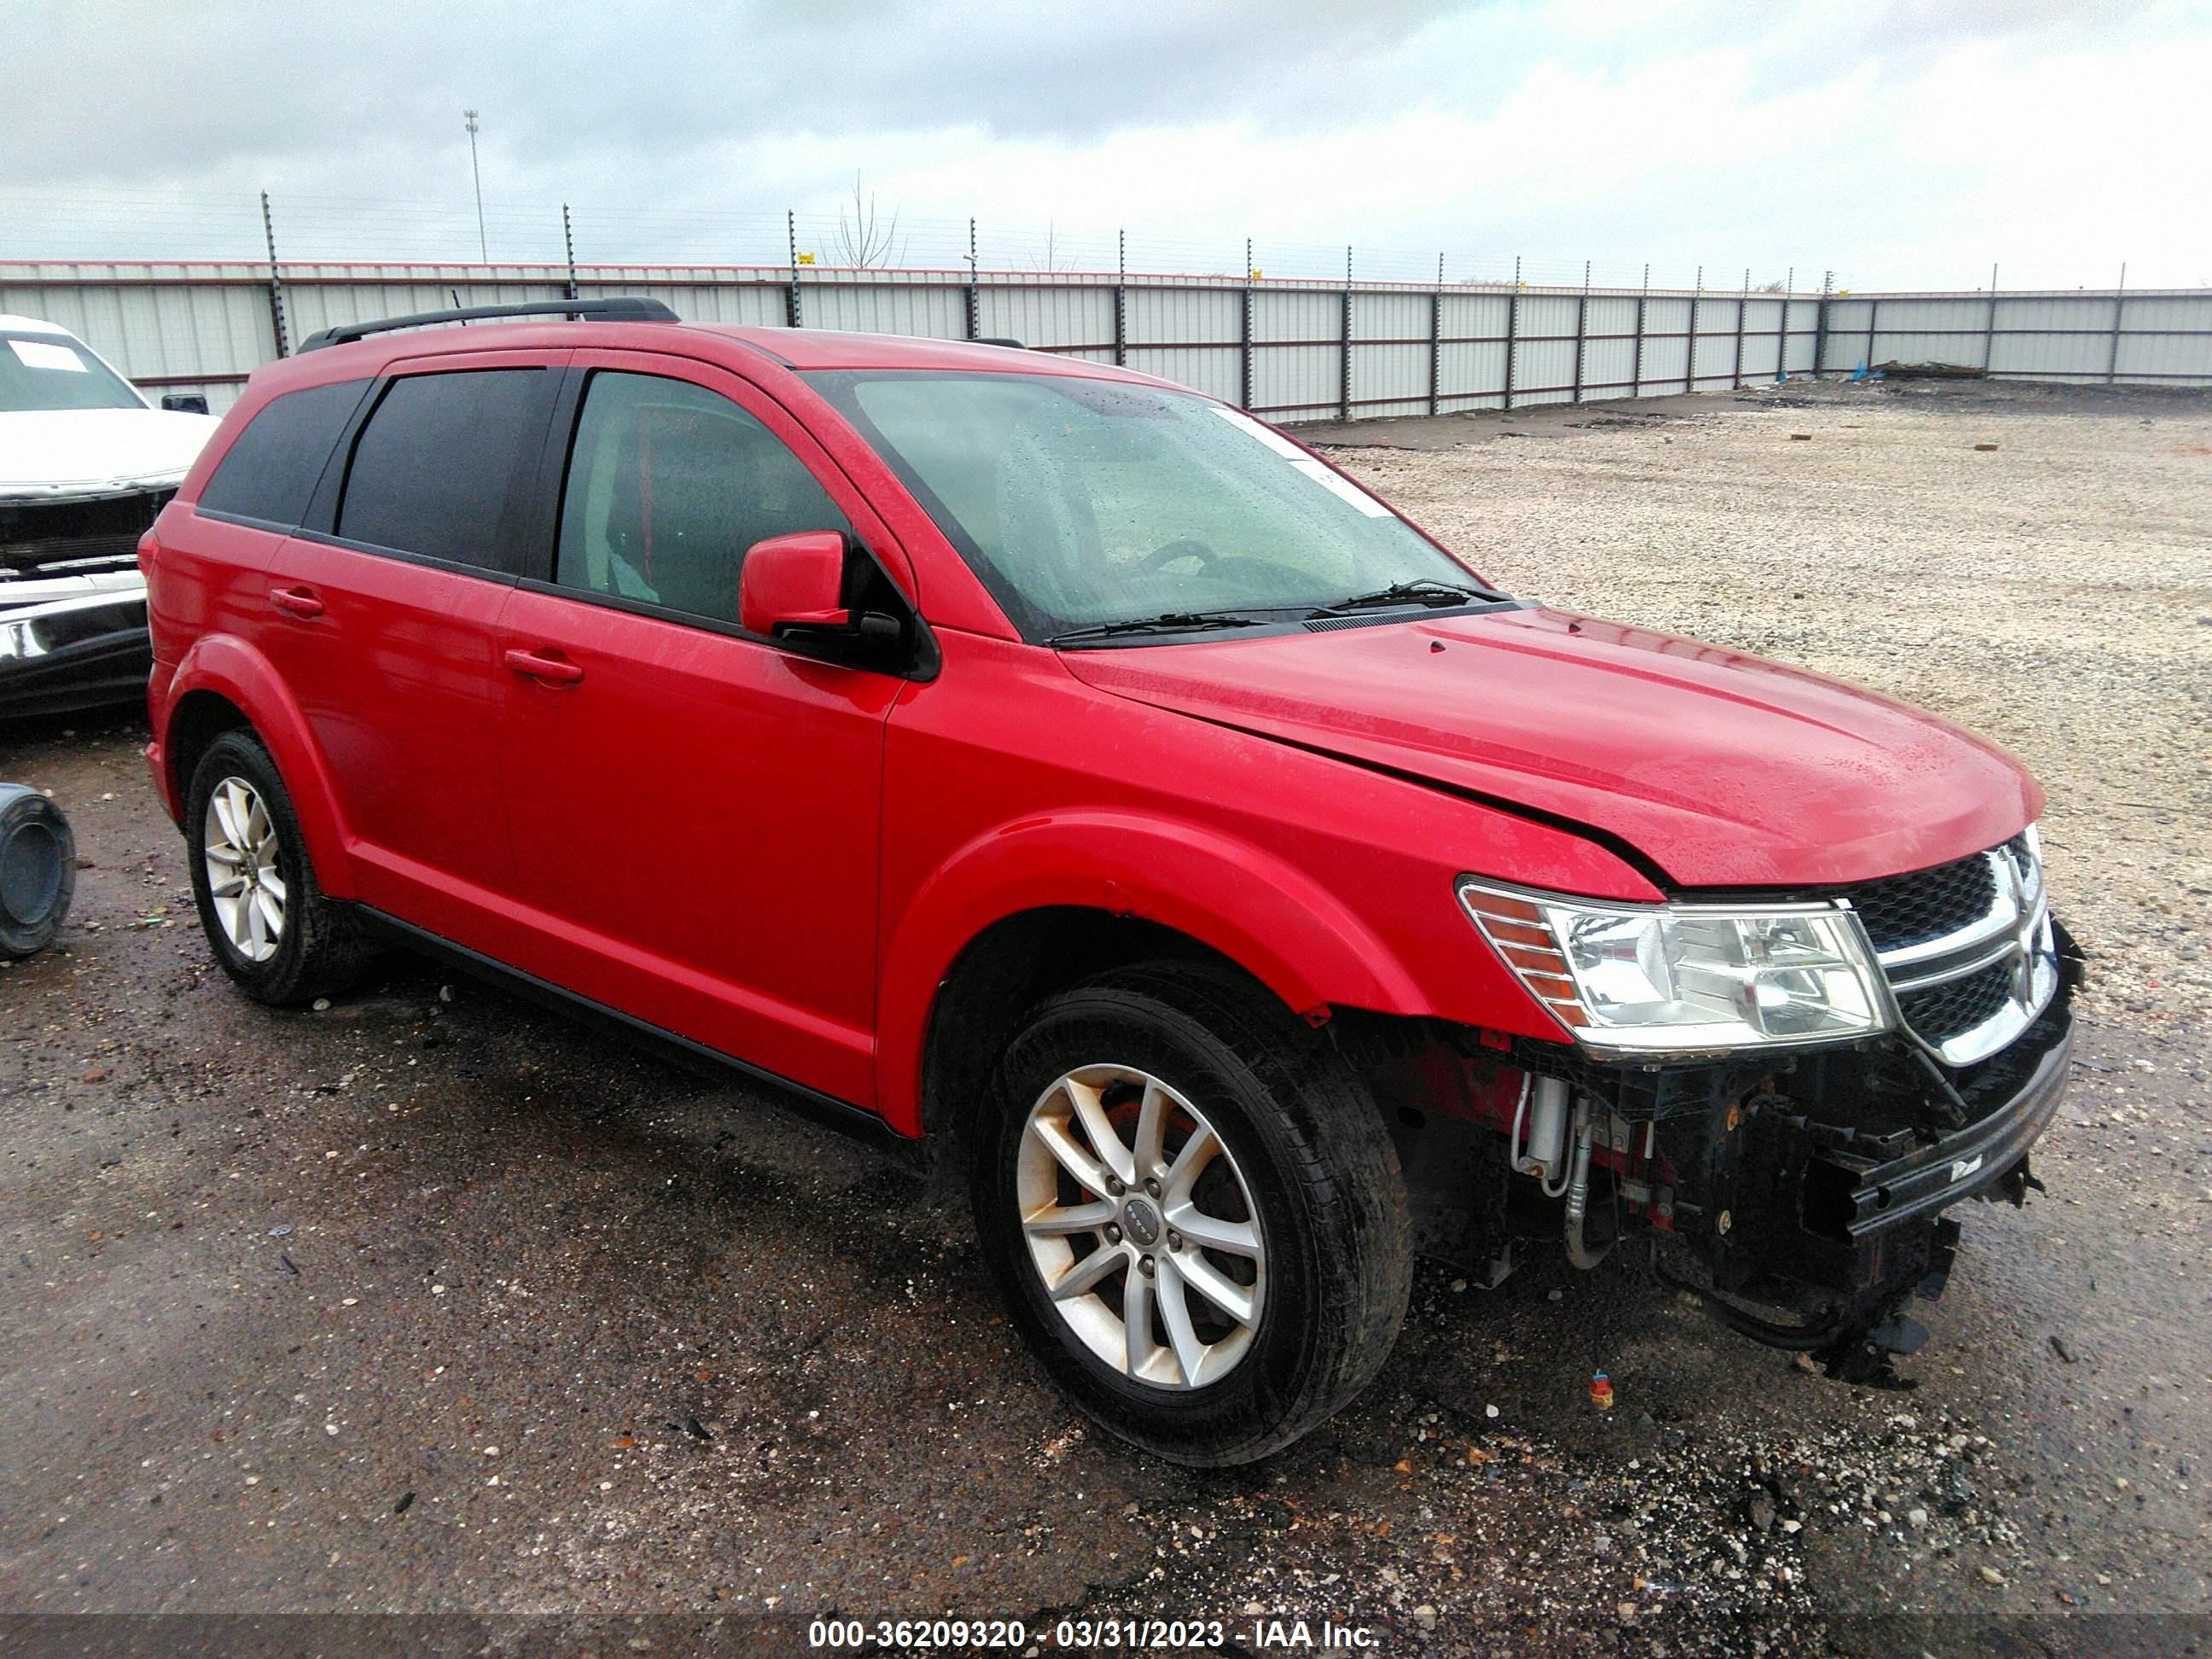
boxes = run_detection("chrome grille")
[1846,830,2058,1068]
[1895,959,2016,1045]
[1842,853,1997,953]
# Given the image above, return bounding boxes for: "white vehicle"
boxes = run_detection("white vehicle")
[1,315,220,716]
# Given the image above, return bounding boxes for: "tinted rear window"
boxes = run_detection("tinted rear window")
[336,369,553,573]
[196,379,368,527]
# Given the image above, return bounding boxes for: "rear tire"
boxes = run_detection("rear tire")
[184,731,370,1004]
[972,960,1412,1465]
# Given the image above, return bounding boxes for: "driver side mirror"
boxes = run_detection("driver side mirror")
[160,393,211,415]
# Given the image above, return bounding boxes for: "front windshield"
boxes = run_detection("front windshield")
[0,332,147,415]
[806,370,1493,639]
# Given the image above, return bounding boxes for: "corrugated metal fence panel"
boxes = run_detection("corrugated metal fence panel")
[804,282,966,338]
[3,263,2206,423]
[981,283,1115,352]
[1249,344,1339,420]
[1129,286,1241,347]
[1352,342,1429,414]
[1126,345,1243,405]
[1252,288,1338,346]
[1640,296,1693,387]
[1351,292,1427,343]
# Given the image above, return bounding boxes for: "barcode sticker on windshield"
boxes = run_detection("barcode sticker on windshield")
[1213,406,1394,516]
[9,339,89,373]
[1289,457,1393,516]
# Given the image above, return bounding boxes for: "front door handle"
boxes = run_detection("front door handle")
[504,648,584,685]
[270,585,323,619]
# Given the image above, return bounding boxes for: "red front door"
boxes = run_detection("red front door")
[492,352,909,1107]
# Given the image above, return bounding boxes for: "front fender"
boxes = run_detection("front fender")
[160,633,359,899]
[876,809,1429,1135]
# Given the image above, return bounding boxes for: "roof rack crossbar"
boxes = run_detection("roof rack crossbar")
[296,297,679,352]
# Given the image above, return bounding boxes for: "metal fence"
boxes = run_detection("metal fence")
[5,259,2206,420]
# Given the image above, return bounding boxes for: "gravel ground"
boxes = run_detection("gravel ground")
[1324,379,2212,1027]
[3,381,2210,1658]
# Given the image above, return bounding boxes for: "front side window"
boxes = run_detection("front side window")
[555,371,848,628]
[337,369,554,573]
[0,331,146,414]
[805,371,1490,639]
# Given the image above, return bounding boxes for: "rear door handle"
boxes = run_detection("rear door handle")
[504,648,584,685]
[270,585,323,619]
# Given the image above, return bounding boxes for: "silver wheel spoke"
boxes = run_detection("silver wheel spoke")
[210,875,247,899]
[1123,1265,1159,1377]
[1161,1125,1220,1205]
[206,844,245,869]
[1023,1200,1116,1237]
[259,869,287,905]
[1162,1203,1260,1258]
[1048,1245,1126,1303]
[1132,1080,1168,1178]
[1154,1255,1208,1385]
[253,886,284,937]
[1031,1115,1115,1200]
[1173,1250,1257,1327]
[1062,1076,1135,1185]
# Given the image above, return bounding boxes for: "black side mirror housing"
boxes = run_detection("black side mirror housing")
[160,393,211,415]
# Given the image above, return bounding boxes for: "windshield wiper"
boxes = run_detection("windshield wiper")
[1310,579,1503,616]
[1045,611,1266,646]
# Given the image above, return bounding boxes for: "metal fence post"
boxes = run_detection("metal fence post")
[1429,256,1442,417]
[1775,269,1791,381]
[1571,259,1589,405]
[965,218,981,341]
[1239,236,1254,410]
[1339,245,1353,423]
[1812,271,1832,378]
[1115,230,1128,369]
[1864,295,1877,374]
[2107,261,2126,384]
[1686,265,1701,393]
[785,210,802,329]
[562,204,579,302]
[260,190,288,358]
[1983,263,1999,375]
[1502,255,1519,412]
[1731,267,1748,388]
[1631,264,1648,397]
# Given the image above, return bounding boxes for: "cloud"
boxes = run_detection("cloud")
[3,0,2205,288]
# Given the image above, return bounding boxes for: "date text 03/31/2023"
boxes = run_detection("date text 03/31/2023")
[806,1616,1383,1650]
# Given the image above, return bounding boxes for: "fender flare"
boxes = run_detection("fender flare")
[162,634,360,899]
[876,810,1430,1135]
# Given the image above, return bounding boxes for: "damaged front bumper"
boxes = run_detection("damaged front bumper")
[1370,945,2078,1383]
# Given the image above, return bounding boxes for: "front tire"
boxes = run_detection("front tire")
[973,961,1413,1465]
[184,731,369,1004]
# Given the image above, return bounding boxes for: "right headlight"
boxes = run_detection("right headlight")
[1458,877,1891,1057]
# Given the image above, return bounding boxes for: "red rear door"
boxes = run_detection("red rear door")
[491,352,908,1107]
[259,351,565,944]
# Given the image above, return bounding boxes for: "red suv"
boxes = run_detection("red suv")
[141,299,2075,1464]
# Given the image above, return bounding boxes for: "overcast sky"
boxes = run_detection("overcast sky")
[5,0,2208,288]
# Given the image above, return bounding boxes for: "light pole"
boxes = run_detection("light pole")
[463,108,486,262]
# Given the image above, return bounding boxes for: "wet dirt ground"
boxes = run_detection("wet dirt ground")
[4,384,2210,1657]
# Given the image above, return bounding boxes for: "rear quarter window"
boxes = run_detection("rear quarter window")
[196,379,370,527]
[335,369,556,574]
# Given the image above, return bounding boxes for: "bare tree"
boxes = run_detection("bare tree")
[833,172,906,269]
[1031,220,1074,273]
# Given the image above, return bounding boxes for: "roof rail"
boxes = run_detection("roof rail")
[296,297,680,353]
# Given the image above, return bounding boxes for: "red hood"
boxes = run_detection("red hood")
[1062,607,2041,888]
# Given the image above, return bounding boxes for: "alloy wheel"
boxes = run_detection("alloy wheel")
[202,775,285,963]
[1016,1063,1267,1389]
